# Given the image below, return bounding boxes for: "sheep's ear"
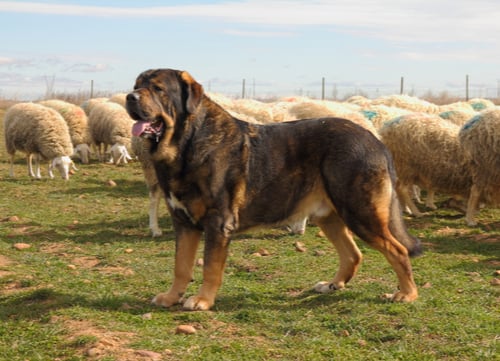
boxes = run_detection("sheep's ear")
[180,71,203,113]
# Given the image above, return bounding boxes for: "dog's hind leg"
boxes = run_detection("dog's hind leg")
[152,227,202,308]
[313,213,363,293]
[343,187,419,302]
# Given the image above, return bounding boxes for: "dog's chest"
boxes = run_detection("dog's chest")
[167,192,195,224]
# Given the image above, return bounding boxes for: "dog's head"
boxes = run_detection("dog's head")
[126,69,204,142]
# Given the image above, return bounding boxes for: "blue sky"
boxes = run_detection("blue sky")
[1,0,499,100]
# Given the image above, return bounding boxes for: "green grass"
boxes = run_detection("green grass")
[0,112,499,360]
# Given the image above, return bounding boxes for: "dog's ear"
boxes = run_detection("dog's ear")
[180,71,204,113]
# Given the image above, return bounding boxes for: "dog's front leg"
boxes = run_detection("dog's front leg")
[152,227,202,308]
[183,212,230,311]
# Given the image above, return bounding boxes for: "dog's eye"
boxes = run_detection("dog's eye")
[153,85,163,92]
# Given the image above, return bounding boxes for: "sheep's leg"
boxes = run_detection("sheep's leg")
[27,154,35,178]
[424,190,437,210]
[465,184,481,226]
[48,159,55,179]
[9,153,15,177]
[411,185,423,204]
[397,183,424,217]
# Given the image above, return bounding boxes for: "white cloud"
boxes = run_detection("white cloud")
[65,63,112,73]
[1,1,499,44]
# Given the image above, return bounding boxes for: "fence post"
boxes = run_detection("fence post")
[242,79,246,99]
[321,77,325,100]
[465,74,469,101]
[400,76,404,95]
[90,80,94,99]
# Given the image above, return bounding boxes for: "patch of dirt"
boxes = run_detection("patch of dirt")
[53,316,167,360]
[71,256,102,269]
[0,255,13,267]
[0,255,15,278]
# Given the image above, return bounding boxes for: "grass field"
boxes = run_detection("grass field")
[0,108,498,360]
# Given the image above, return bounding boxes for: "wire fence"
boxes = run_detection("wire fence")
[209,76,500,103]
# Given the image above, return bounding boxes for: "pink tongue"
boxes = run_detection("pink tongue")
[132,121,149,137]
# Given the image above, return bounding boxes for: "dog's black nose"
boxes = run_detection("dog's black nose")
[126,92,139,102]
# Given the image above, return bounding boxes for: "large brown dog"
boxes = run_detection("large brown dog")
[126,68,422,311]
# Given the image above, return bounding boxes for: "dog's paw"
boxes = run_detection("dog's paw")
[183,296,213,311]
[152,292,182,308]
[313,281,344,294]
[388,290,418,302]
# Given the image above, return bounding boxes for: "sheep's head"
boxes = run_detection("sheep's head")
[50,156,77,180]
[74,143,92,164]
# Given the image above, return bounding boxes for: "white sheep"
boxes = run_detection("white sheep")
[109,93,127,108]
[438,109,477,126]
[286,100,379,138]
[467,98,496,111]
[87,101,134,164]
[80,97,109,116]
[38,99,92,163]
[4,102,76,180]
[459,108,500,226]
[379,113,473,216]
[371,94,440,114]
[360,104,410,131]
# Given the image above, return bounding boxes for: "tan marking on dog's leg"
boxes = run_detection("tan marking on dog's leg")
[314,213,362,293]
[368,181,418,302]
[465,184,480,226]
[152,228,202,308]
[183,234,230,311]
[371,232,418,302]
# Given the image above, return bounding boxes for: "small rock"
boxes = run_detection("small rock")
[124,248,134,254]
[8,216,20,222]
[316,230,325,237]
[422,282,432,289]
[340,329,350,337]
[490,278,500,286]
[257,248,270,256]
[196,258,204,266]
[314,250,326,256]
[142,313,153,320]
[67,264,77,270]
[107,179,117,187]
[175,324,197,335]
[494,270,500,276]
[294,242,307,252]
[251,252,262,257]
[13,243,31,250]
[164,349,173,355]
[86,347,101,357]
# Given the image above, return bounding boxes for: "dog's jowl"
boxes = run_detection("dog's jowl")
[126,68,422,311]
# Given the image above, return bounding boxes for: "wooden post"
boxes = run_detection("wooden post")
[242,79,246,99]
[321,77,325,100]
[90,80,94,99]
[400,76,404,95]
[465,74,469,101]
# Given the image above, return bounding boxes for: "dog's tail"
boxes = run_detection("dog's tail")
[389,189,423,257]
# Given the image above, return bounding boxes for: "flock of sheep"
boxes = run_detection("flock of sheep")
[3,92,499,233]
